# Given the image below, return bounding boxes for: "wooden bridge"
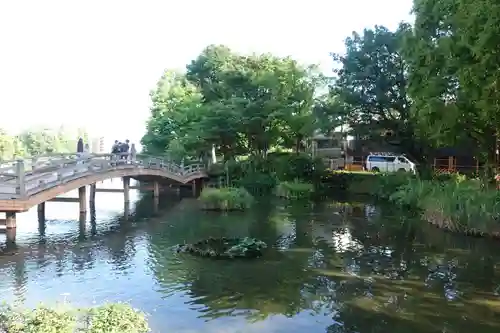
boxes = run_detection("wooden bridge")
[0,153,207,231]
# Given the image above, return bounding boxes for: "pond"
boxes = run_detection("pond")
[1,184,500,332]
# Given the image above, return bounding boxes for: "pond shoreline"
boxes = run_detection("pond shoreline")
[423,209,500,239]
[328,172,500,240]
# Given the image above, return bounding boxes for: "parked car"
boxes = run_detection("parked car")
[365,152,417,174]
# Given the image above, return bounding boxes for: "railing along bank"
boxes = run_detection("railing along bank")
[0,153,206,199]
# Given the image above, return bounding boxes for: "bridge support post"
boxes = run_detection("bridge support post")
[153,196,159,214]
[89,183,96,203]
[79,212,86,237]
[123,177,130,203]
[192,178,203,197]
[124,201,130,221]
[37,202,45,221]
[15,160,26,198]
[153,181,159,198]
[5,212,16,229]
[5,228,16,244]
[79,186,87,214]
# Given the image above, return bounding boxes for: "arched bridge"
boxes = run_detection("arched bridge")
[0,153,207,213]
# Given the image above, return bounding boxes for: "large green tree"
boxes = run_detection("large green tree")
[406,0,500,170]
[141,70,206,160]
[142,45,320,160]
[332,24,424,158]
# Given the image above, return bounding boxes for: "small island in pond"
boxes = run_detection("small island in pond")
[175,237,267,259]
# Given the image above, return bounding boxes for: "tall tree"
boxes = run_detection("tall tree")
[141,70,206,160]
[407,0,500,170]
[333,24,421,157]
[141,45,319,160]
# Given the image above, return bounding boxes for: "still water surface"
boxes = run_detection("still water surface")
[1,182,500,332]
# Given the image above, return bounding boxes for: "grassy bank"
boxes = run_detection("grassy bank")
[0,303,149,332]
[341,171,500,237]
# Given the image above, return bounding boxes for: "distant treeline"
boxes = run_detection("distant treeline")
[0,126,89,160]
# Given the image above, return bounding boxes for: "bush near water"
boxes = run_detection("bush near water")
[344,171,500,236]
[199,187,254,211]
[275,180,314,199]
[206,153,325,198]
[0,303,149,333]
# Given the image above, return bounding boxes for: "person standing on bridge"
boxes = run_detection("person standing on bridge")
[130,143,137,162]
[121,139,130,161]
[77,138,84,153]
[111,140,120,154]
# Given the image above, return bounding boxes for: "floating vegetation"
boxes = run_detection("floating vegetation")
[174,237,267,259]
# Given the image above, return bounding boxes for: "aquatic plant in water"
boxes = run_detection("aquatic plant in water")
[199,187,254,211]
[371,173,500,236]
[175,237,267,259]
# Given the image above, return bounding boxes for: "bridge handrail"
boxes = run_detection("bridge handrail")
[0,152,178,174]
[0,153,206,199]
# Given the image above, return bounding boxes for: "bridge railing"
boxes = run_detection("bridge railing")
[0,153,206,199]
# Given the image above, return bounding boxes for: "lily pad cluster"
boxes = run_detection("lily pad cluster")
[175,237,267,259]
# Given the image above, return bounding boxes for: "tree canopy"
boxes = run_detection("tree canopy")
[141,45,322,162]
[142,2,500,169]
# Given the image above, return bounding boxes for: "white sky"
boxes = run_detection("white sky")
[0,0,413,148]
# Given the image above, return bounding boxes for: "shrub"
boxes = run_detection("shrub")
[369,172,416,200]
[85,303,149,333]
[0,303,149,333]
[270,153,326,182]
[327,171,412,195]
[236,171,278,196]
[388,178,433,207]
[207,153,326,194]
[275,180,314,199]
[199,187,254,211]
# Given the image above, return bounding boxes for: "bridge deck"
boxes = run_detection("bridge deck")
[0,153,207,212]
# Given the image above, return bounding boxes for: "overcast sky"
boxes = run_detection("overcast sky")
[0,0,413,147]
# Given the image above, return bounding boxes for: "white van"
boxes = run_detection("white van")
[365,153,417,174]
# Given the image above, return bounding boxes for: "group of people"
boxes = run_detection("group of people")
[111,139,137,160]
[75,137,137,161]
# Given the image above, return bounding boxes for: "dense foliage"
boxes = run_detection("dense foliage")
[141,5,500,175]
[199,187,254,211]
[0,126,89,160]
[141,45,323,162]
[0,303,149,332]
[139,1,500,230]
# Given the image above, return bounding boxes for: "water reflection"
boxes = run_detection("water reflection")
[0,195,499,333]
[149,201,500,332]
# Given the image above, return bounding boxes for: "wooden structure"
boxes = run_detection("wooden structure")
[0,153,207,230]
